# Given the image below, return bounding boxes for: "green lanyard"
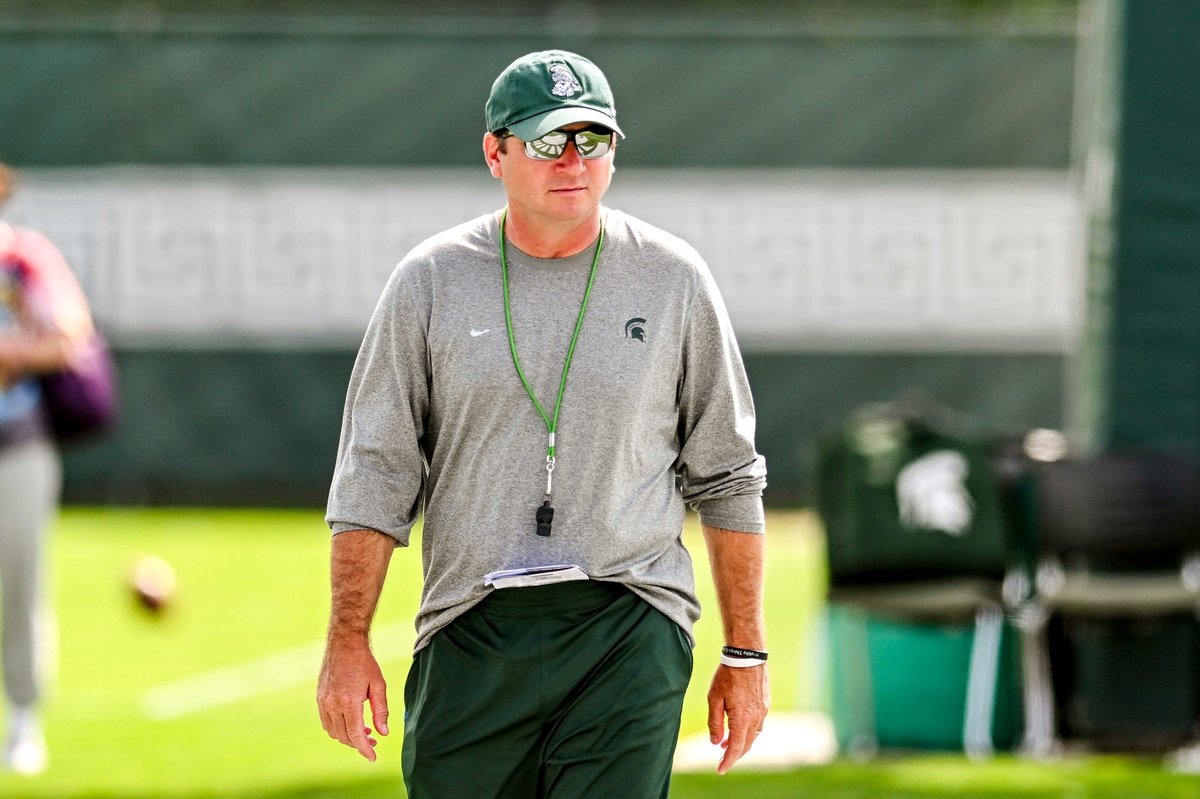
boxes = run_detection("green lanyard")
[499,208,604,535]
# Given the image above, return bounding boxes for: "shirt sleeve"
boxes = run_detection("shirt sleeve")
[11,227,94,340]
[325,258,432,545]
[675,262,768,533]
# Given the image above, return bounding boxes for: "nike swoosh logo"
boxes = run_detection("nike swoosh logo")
[470,328,491,337]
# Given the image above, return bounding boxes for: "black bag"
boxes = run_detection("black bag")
[40,332,119,444]
[818,402,1011,585]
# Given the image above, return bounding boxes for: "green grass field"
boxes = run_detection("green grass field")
[0,508,1196,798]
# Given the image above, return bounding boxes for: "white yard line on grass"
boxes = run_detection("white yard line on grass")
[672,711,837,771]
[142,620,413,720]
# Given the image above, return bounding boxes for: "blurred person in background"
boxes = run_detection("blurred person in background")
[0,160,92,776]
[318,50,768,798]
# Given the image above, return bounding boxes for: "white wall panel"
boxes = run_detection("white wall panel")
[6,167,1082,351]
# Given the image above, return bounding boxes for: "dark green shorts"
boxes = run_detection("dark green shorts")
[401,580,693,799]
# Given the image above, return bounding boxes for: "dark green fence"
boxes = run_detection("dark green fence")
[60,349,1065,507]
[1,9,1075,168]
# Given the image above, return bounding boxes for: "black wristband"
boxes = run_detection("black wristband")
[721,645,768,661]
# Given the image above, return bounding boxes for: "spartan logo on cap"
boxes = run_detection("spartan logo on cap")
[549,63,582,97]
[625,318,647,342]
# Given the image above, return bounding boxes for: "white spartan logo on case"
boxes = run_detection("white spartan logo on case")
[549,64,582,97]
[895,450,974,536]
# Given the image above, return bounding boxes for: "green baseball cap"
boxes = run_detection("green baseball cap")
[486,50,624,141]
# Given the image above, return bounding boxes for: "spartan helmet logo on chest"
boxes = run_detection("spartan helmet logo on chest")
[625,318,647,342]
[549,64,582,97]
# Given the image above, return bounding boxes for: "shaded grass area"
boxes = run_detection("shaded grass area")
[0,508,1197,798]
[30,759,1200,799]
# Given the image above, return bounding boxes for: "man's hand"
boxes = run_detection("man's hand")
[707,662,770,775]
[701,523,769,774]
[0,331,76,377]
[317,634,390,761]
[317,528,396,762]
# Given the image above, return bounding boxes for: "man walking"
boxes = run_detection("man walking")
[318,50,769,798]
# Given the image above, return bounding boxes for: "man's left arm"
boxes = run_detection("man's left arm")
[673,257,770,772]
[702,523,769,775]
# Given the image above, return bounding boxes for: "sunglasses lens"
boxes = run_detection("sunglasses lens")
[523,128,613,160]
[574,130,613,159]
[526,131,568,160]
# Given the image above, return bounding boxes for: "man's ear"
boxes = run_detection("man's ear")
[483,133,503,178]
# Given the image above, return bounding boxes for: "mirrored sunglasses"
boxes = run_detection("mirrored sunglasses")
[501,126,615,161]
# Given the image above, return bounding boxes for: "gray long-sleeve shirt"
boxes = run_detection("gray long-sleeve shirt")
[327,208,766,651]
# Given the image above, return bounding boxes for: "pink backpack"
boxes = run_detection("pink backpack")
[1,223,118,444]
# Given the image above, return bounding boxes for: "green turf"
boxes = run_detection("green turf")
[0,508,1195,797]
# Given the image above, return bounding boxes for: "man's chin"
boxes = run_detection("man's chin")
[545,194,598,217]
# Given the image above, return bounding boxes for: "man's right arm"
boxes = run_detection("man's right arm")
[317,528,396,762]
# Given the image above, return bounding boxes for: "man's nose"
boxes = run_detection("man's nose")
[555,142,586,173]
